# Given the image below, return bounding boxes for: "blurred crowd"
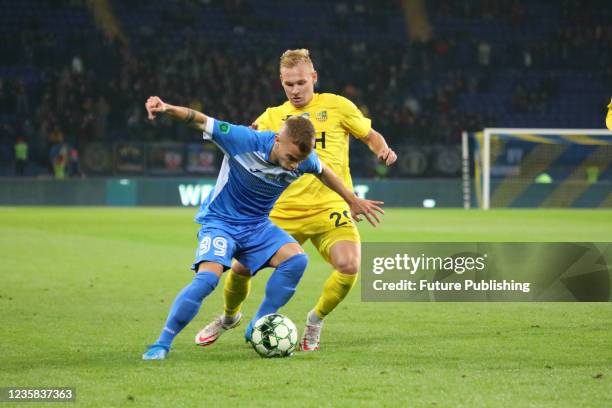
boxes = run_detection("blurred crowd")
[1,0,610,176]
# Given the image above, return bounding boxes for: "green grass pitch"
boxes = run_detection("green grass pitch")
[1,208,611,407]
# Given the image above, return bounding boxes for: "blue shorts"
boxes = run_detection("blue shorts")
[191,218,297,275]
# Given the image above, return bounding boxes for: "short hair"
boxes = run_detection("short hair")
[284,116,315,154]
[280,49,315,71]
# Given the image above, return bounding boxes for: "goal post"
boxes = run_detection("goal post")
[463,128,612,209]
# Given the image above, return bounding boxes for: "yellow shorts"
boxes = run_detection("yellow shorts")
[270,208,360,264]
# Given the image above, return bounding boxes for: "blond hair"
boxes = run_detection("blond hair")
[279,49,315,71]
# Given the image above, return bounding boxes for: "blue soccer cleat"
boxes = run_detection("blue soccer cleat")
[142,344,169,360]
[244,320,254,343]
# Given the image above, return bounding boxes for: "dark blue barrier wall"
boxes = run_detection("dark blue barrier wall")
[0,178,464,208]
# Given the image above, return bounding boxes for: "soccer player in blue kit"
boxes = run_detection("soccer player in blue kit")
[142,96,384,360]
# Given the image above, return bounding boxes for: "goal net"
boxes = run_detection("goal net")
[463,128,612,209]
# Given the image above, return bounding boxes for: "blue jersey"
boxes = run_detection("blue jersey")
[195,118,322,224]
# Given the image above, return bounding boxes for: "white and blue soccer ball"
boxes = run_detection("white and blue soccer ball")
[250,313,298,358]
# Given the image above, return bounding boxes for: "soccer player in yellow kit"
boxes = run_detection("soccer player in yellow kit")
[196,49,397,351]
[606,98,612,131]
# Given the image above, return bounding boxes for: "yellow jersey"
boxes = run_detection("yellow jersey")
[606,98,612,131]
[255,93,371,217]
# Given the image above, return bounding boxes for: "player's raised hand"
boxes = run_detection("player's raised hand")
[378,147,397,166]
[350,198,385,227]
[145,96,167,120]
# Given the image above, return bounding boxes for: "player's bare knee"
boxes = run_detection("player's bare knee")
[269,243,304,267]
[281,242,304,256]
[332,256,359,275]
[231,260,251,277]
[329,241,361,275]
[196,261,224,276]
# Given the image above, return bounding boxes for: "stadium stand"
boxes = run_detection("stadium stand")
[0,0,610,176]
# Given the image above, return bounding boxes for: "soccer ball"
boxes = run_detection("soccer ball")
[249,313,298,358]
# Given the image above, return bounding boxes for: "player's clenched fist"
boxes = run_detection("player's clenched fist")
[146,96,168,120]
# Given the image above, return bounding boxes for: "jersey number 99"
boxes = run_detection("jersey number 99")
[199,236,228,256]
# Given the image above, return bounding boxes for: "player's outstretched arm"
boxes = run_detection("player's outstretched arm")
[317,163,384,227]
[145,96,208,131]
[361,128,397,166]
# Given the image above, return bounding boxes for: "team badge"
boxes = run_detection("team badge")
[219,122,231,134]
[316,111,328,122]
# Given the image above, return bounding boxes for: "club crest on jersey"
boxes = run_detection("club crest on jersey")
[219,122,231,134]
[316,111,328,122]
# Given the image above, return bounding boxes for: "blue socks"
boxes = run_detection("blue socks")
[155,271,219,349]
[152,254,307,347]
[245,253,308,339]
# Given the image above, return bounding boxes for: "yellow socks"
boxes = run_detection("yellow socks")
[223,270,251,318]
[313,270,357,320]
[224,269,356,321]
